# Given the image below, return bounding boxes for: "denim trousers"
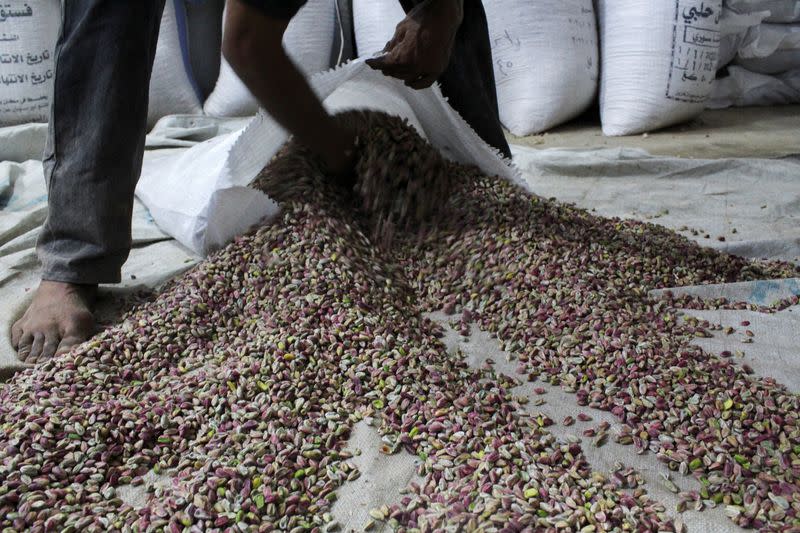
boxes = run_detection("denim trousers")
[36,0,166,285]
[406,0,511,160]
[36,0,509,286]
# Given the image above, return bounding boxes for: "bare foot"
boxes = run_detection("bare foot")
[11,281,97,364]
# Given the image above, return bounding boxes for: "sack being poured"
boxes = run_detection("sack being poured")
[135,59,521,257]
[256,110,458,248]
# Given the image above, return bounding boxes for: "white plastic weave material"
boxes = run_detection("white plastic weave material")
[709,65,800,108]
[717,7,769,68]
[137,59,521,256]
[597,0,722,136]
[725,0,800,23]
[352,0,405,57]
[0,1,60,126]
[148,0,204,128]
[202,0,336,117]
[734,23,800,74]
[485,0,598,135]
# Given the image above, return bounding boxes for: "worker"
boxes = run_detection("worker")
[11,0,509,363]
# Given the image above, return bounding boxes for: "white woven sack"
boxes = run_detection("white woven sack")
[137,58,521,256]
[148,0,204,128]
[203,0,336,117]
[725,0,800,23]
[597,0,722,136]
[717,7,769,68]
[352,0,406,56]
[0,1,60,126]
[735,23,800,74]
[709,64,800,107]
[485,0,598,135]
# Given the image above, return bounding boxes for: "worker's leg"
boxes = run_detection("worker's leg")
[440,0,510,158]
[401,0,511,158]
[12,0,165,363]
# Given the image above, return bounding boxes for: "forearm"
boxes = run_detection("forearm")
[227,44,333,155]
[222,3,342,160]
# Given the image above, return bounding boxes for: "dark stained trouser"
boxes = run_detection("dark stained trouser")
[37,0,166,285]
[398,0,511,160]
[37,0,509,286]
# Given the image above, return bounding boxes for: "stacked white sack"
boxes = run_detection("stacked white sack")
[713,5,800,107]
[735,23,800,74]
[597,0,722,136]
[0,0,204,129]
[0,1,60,126]
[709,65,800,107]
[203,0,336,117]
[717,8,769,68]
[352,0,405,56]
[485,0,598,136]
[148,0,204,128]
[725,0,800,23]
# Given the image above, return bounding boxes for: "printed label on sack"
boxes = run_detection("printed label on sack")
[0,2,56,123]
[666,0,721,102]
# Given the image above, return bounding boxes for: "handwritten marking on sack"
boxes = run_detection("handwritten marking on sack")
[494,30,521,51]
[495,59,513,78]
[570,10,597,77]
[493,30,520,78]
[491,5,597,79]
[666,0,720,103]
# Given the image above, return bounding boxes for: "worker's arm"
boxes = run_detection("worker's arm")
[366,0,464,89]
[223,1,354,175]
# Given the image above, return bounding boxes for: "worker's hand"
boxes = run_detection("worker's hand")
[366,0,463,90]
[224,1,356,186]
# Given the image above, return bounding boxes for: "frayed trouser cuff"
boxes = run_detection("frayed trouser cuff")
[40,266,121,286]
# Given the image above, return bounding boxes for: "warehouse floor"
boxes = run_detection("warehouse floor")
[509,105,800,160]
[1,96,799,531]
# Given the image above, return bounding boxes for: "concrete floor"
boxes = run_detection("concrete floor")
[508,105,800,159]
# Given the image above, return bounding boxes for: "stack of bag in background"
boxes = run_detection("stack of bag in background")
[5,0,797,138]
[595,0,722,136]
[154,0,339,121]
[203,0,337,117]
[147,0,205,128]
[0,0,212,128]
[352,0,405,56]
[484,0,598,136]
[352,0,731,137]
[0,0,339,128]
[0,1,61,126]
[711,0,800,108]
[0,0,598,133]
[352,0,599,137]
